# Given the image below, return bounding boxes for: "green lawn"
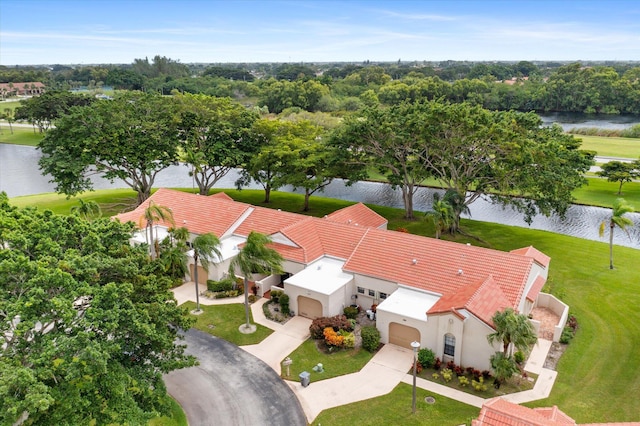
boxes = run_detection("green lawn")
[312,383,480,426]
[0,125,43,146]
[148,397,187,426]
[576,178,640,208]
[574,134,640,159]
[180,301,274,346]
[7,189,640,424]
[281,338,375,382]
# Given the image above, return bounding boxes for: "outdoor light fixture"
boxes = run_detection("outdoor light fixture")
[411,340,421,414]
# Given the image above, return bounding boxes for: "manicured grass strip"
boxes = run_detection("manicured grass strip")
[0,126,43,146]
[574,134,640,159]
[312,383,480,426]
[180,301,273,346]
[9,189,139,216]
[575,178,640,209]
[148,397,188,426]
[281,338,375,382]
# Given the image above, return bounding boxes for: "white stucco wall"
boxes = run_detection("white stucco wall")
[350,274,398,311]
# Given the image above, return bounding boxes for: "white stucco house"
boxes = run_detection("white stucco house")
[115,188,567,370]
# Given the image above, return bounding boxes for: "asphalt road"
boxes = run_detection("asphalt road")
[164,329,307,426]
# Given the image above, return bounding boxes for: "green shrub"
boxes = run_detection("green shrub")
[343,306,358,319]
[560,327,574,344]
[472,376,488,392]
[271,290,282,304]
[458,376,469,387]
[339,330,355,349]
[279,293,290,315]
[514,351,525,365]
[206,278,234,292]
[418,348,436,368]
[441,368,453,382]
[361,326,380,352]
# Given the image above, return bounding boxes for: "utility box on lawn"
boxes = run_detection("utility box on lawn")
[299,371,310,387]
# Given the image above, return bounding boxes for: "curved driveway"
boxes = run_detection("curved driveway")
[164,329,306,426]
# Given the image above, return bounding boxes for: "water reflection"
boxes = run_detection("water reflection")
[1,144,639,249]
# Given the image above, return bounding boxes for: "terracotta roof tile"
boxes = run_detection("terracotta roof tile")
[234,205,308,237]
[428,276,513,327]
[511,246,551,268]
[325,202,387,228]
[526,275,547,302]
[473,398,576,425]
[344,230,534,308]
[113,188,251,237]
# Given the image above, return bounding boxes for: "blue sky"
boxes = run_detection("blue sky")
[1,0,639,65]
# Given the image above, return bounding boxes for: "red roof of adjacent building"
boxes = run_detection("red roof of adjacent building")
[473,398,575,425]
[511,246,551,268]
[473,398,639,426]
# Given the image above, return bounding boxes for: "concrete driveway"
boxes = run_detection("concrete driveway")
[164,328,306,426]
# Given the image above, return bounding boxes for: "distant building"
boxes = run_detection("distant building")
[0,82,46,97]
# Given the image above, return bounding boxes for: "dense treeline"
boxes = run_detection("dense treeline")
[3,59,640,114]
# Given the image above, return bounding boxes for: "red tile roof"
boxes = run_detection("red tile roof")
[428,276,513,327]
[526,275,547,302]
[113,188,252,237]
[473,398,575,425]
[511,246,551,268]
[343,229,533,309]
[325,202,387,228]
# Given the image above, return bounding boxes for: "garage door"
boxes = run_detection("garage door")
[389,323,420,349]
[298,296,322,319]
[189,264,208,285]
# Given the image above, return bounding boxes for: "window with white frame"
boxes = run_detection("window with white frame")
[378,292,387,300]
[357,286,365,294]
[368,289,375,297]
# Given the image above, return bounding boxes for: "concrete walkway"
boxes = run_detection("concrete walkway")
[172,283,558,424]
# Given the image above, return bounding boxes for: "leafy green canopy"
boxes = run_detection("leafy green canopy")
[38,92,181,206]
[0,193,195,425]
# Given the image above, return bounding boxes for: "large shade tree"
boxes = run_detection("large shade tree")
[228,232,283,331]
[599,198,635,270]
[175,93,259,195]
[0,192,194,425]
[38,92,181,206]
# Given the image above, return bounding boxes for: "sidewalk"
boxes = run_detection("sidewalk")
[172,283,558,424]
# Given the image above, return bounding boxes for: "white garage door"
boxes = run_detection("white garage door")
[189,264,208,285]
[298,296,322,319]
[389,322,420,349]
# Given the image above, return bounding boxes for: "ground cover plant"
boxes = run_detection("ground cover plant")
[9,189,640,423]
[148,398,188,426]
[180,301,273,346]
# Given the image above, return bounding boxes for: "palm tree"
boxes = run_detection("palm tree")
[139,201,174,259]
[70,198,102,220]
[424,193,454,239]
[490,352,519,388]
[599,198,635,270]
[487,308,537,357]
[191,233,222,312]
[228,231,283,331]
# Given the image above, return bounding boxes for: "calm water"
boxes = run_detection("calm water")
[1,144,639,250]
[539,112,640,131]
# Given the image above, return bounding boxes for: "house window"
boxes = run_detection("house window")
[368,289,375,297]
[379,292,387,300]
[357,286,365,294]
[444,334,456,357]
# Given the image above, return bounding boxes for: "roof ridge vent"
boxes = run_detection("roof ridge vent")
[412,258,418,265]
